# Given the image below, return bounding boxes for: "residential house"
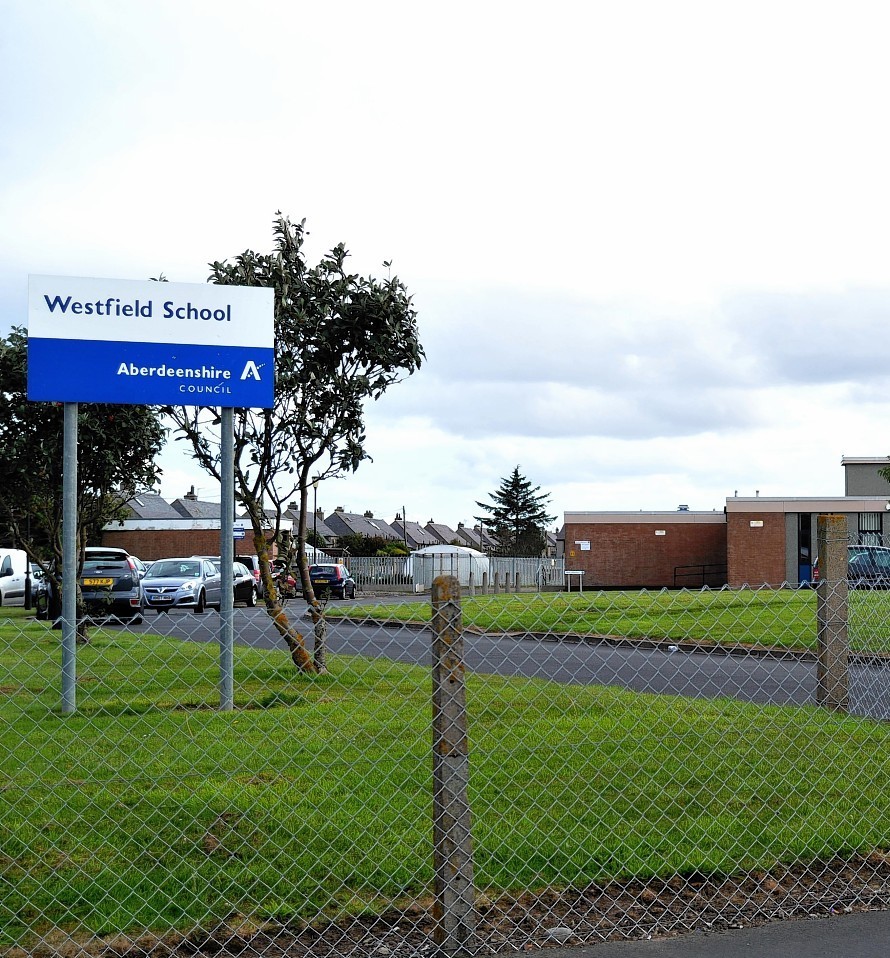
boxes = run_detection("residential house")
[425,520,461,546]
[283,505,340,548]
[171,486,223,520]
[391,515,439,550]
[323,509,401,544]
[102,488,287,561]
[455,522,496,553]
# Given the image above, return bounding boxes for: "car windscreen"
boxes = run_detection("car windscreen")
[148,561,202,578]
[851,550,890,572]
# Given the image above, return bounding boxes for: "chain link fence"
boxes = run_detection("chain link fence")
[3,534,890,956]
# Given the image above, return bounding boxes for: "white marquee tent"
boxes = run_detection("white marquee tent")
[405,544,489,590]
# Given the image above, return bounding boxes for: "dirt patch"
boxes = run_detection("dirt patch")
[14,853,890,958]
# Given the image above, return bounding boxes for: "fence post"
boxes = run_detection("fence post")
[481,571,488,594]
[431,575,476,956]
[816,514,849,712]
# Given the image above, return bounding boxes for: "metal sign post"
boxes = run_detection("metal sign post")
[28,275,274,713]
[219,407,235,712]
[61,403,78,714]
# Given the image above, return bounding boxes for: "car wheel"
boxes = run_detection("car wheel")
[247,587,257,607]
[195,591,206,614]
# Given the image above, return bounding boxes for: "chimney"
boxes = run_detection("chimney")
[184,485,198,501]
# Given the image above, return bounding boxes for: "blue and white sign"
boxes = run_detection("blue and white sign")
[27,275,275,407]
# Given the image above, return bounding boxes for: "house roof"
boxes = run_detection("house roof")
[392,518,438,549]
[123,492,182,520]
[454,524,496,549]
[171,497,222,520]
[324,511,400,539]
[283,508,339,541]
[425,521,460,545]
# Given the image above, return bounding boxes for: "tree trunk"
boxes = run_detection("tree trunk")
[311,604,328,674]
[249,525,317,673]
[294,480,329,674]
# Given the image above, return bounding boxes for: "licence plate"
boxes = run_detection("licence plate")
[83,577,113,586]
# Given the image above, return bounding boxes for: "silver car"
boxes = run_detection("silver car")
[142,557,222,614]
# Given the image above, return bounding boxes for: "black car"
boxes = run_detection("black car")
[80,547,145,622]
[813,545,890,588]
[848,546,890,588]
[308,563,356,600]
[235,554,265,598]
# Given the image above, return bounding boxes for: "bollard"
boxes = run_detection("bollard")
[481,571,489,595]
[816,515,849,712]
[431,575,476,956]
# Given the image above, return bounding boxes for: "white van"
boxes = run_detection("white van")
[0,548,30,607]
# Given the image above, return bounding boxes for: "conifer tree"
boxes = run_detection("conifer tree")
[475,466,555,556]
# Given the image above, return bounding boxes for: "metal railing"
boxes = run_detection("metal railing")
[673,562,728,588]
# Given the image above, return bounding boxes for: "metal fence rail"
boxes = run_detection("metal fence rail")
[2,540,889,956]
[345,556,566,594]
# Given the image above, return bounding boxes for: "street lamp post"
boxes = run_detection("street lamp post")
[312,478,319,562]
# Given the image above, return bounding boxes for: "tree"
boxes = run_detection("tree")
[164,214,424,672]
[305,528,327,550]
[475,466,556,557]
[0,326,166,626]
[337,534,409,558]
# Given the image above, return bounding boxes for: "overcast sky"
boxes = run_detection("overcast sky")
[4,1,890,530]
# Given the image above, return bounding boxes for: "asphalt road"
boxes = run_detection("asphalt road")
[519,909,890,958]
[134,599,890,720]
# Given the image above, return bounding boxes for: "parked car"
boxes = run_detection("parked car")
[308,563,356,600]
[813,545,890,588]
[142,557,222,614]
[79,546,145,623]
[29,563,47,600]
[231,561,259,606]
[0,548,30,607]
[192,556,260,607]
[234,554,265,598]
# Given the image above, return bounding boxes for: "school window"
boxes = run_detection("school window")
[859,512,883,546]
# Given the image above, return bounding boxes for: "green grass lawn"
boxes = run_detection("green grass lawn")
[2,596,890,946]
[338,586,890,654]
